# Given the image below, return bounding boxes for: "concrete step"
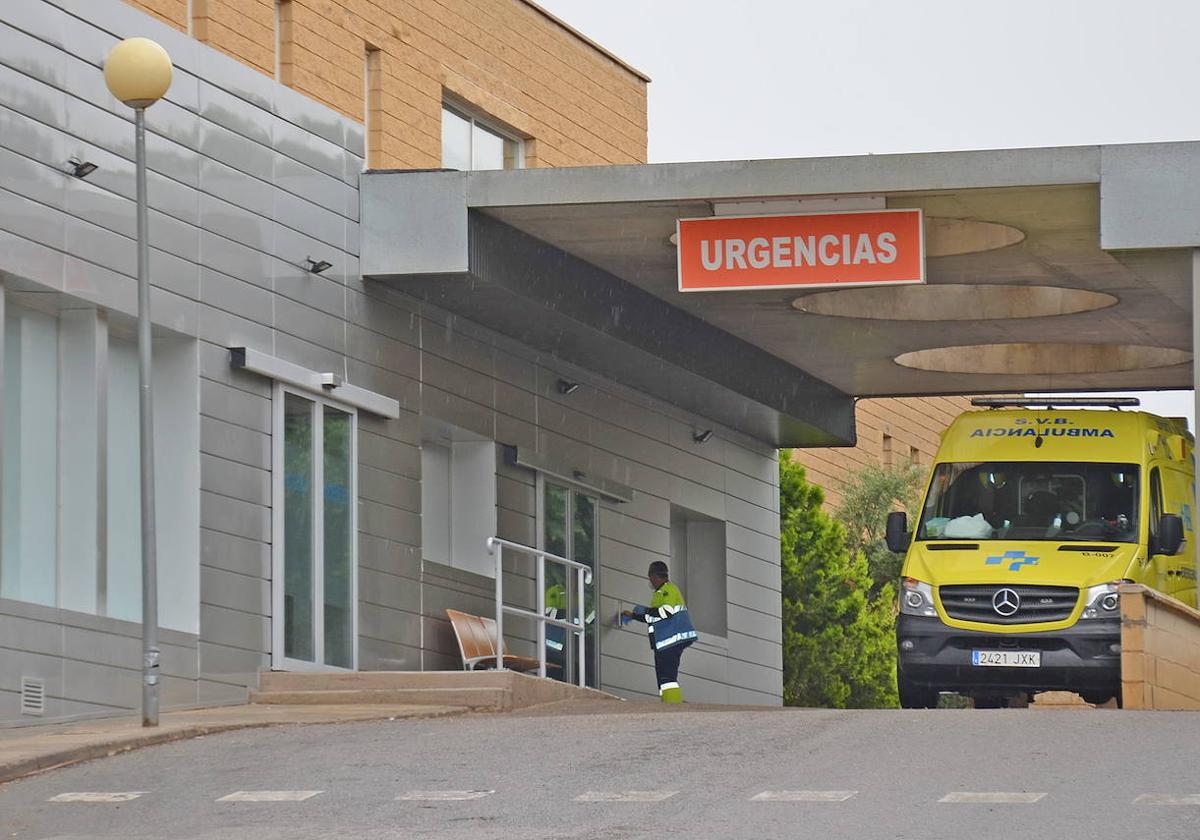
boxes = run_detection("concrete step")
[258,670,511,693]
[253,670,622,712]
[250,687,511,711]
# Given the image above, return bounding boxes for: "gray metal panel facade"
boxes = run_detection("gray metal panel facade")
[0,0,783,724]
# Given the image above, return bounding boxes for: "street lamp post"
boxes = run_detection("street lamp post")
[103,38,173,728]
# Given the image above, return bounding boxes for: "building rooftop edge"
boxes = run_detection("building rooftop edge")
[519,0,652,83]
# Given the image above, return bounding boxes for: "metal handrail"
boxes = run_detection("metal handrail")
[485,536,592,686]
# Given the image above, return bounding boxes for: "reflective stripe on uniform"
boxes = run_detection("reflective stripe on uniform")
[658,681,680,694]
[654,630,698,650]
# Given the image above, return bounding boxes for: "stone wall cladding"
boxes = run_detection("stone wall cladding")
[0,0,778,720]
[1120,584,1200,710]
[123,0,649,169]
[0,0,364,721]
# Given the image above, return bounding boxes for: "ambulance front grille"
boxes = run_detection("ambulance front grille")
[938,585,1079,625]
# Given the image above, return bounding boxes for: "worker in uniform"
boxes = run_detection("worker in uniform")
[621,561,697,703]
[543,579,568,673]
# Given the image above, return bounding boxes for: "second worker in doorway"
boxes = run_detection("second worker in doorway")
[621,561,698,703]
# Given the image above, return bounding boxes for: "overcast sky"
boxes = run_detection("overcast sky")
[540,0,1199,426]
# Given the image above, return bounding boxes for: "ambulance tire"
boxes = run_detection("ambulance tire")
[897,675,938,709]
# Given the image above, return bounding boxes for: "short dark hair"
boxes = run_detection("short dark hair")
[648,561,669,579]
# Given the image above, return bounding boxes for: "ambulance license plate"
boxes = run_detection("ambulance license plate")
[971,650,1040,668]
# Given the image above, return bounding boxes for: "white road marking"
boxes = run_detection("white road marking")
[217,791,324,802]
[574,791,679,802]
[751,790,858,802]
[1136,794,1200,805]
[396,790,494,801]
[48,792,146,803]
[939,792,1046,804]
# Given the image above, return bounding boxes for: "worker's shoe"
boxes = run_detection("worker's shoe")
[660,683,683,704]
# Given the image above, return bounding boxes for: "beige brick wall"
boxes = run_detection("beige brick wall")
[124,0,188,30]
[1121,584,1200,710]
[123,0,648,168]
[791,396,971,509]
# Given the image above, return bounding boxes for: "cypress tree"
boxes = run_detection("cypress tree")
[780,454,898,708]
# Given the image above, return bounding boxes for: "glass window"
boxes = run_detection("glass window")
[441,106,472,172]
[917,461,1140,543]
[1149,467,1163,542]
[283,393,315,662]
[106,339,142,622]
[322,405,354,669]
[472,123,506,171]
[1,305,58,607]
[441,104,522,171]
[275,388,357,669]
[1,303,199,631]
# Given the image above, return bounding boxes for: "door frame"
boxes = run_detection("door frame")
[270,382,359,672]
[536,473,600,687]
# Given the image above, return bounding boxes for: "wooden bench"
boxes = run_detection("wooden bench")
[445,608,560,673]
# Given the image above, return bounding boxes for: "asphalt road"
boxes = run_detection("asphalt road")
[1,705,1198,840]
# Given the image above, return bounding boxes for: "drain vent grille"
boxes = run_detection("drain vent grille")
[20,677,46,716]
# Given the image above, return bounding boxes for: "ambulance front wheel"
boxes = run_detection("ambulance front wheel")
[897,674,938,709]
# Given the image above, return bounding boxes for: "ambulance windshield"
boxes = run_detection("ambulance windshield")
[917,461,1139,543]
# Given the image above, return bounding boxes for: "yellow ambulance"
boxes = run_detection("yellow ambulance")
[887,398,1194,708]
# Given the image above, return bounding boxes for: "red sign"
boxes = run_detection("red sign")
[676,209,924,292]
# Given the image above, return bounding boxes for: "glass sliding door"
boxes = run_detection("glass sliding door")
[542,483,569,678]
[274,387,357,670]
[322,405,354,669]
[282,393,316,662]
[540,479,599,687]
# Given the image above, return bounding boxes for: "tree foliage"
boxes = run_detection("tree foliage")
[834,462,925,595]
[779,454,897,708]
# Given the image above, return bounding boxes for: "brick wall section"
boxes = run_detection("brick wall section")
[1121,584,1200,710]
[123,0,648,168]
[791,395,972,509]
[123,0,187,29]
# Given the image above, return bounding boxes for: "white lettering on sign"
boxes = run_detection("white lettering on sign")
[677,209,923,292]
[698,233,899,272]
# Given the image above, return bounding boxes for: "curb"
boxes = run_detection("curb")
[0,706,466,786]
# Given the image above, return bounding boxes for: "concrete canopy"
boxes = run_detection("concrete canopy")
[361,142,1200,447]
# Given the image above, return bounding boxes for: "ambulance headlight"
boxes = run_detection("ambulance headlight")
[1081,582,1121,619]
[900,578,938,618]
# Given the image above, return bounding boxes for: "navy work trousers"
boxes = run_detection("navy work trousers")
[653,643,686,690]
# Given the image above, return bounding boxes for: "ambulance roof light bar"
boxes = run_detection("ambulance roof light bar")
[971,397,1141,409]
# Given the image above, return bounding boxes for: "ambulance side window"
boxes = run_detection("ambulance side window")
[1149,468,1163,541]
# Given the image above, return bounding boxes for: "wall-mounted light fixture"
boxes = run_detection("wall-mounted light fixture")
[557,379,580,395]
[304,256,333,274]
[693,429,714,444]
[317,372,343,390]
[67,157,98,178]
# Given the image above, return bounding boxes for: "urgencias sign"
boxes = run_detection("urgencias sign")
[676,209,924,292]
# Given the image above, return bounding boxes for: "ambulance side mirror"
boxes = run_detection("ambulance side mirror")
[886,511,911,553]
[1155,514,1184,556]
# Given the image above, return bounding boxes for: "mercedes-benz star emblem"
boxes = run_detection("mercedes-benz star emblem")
[992,588,1020,617]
